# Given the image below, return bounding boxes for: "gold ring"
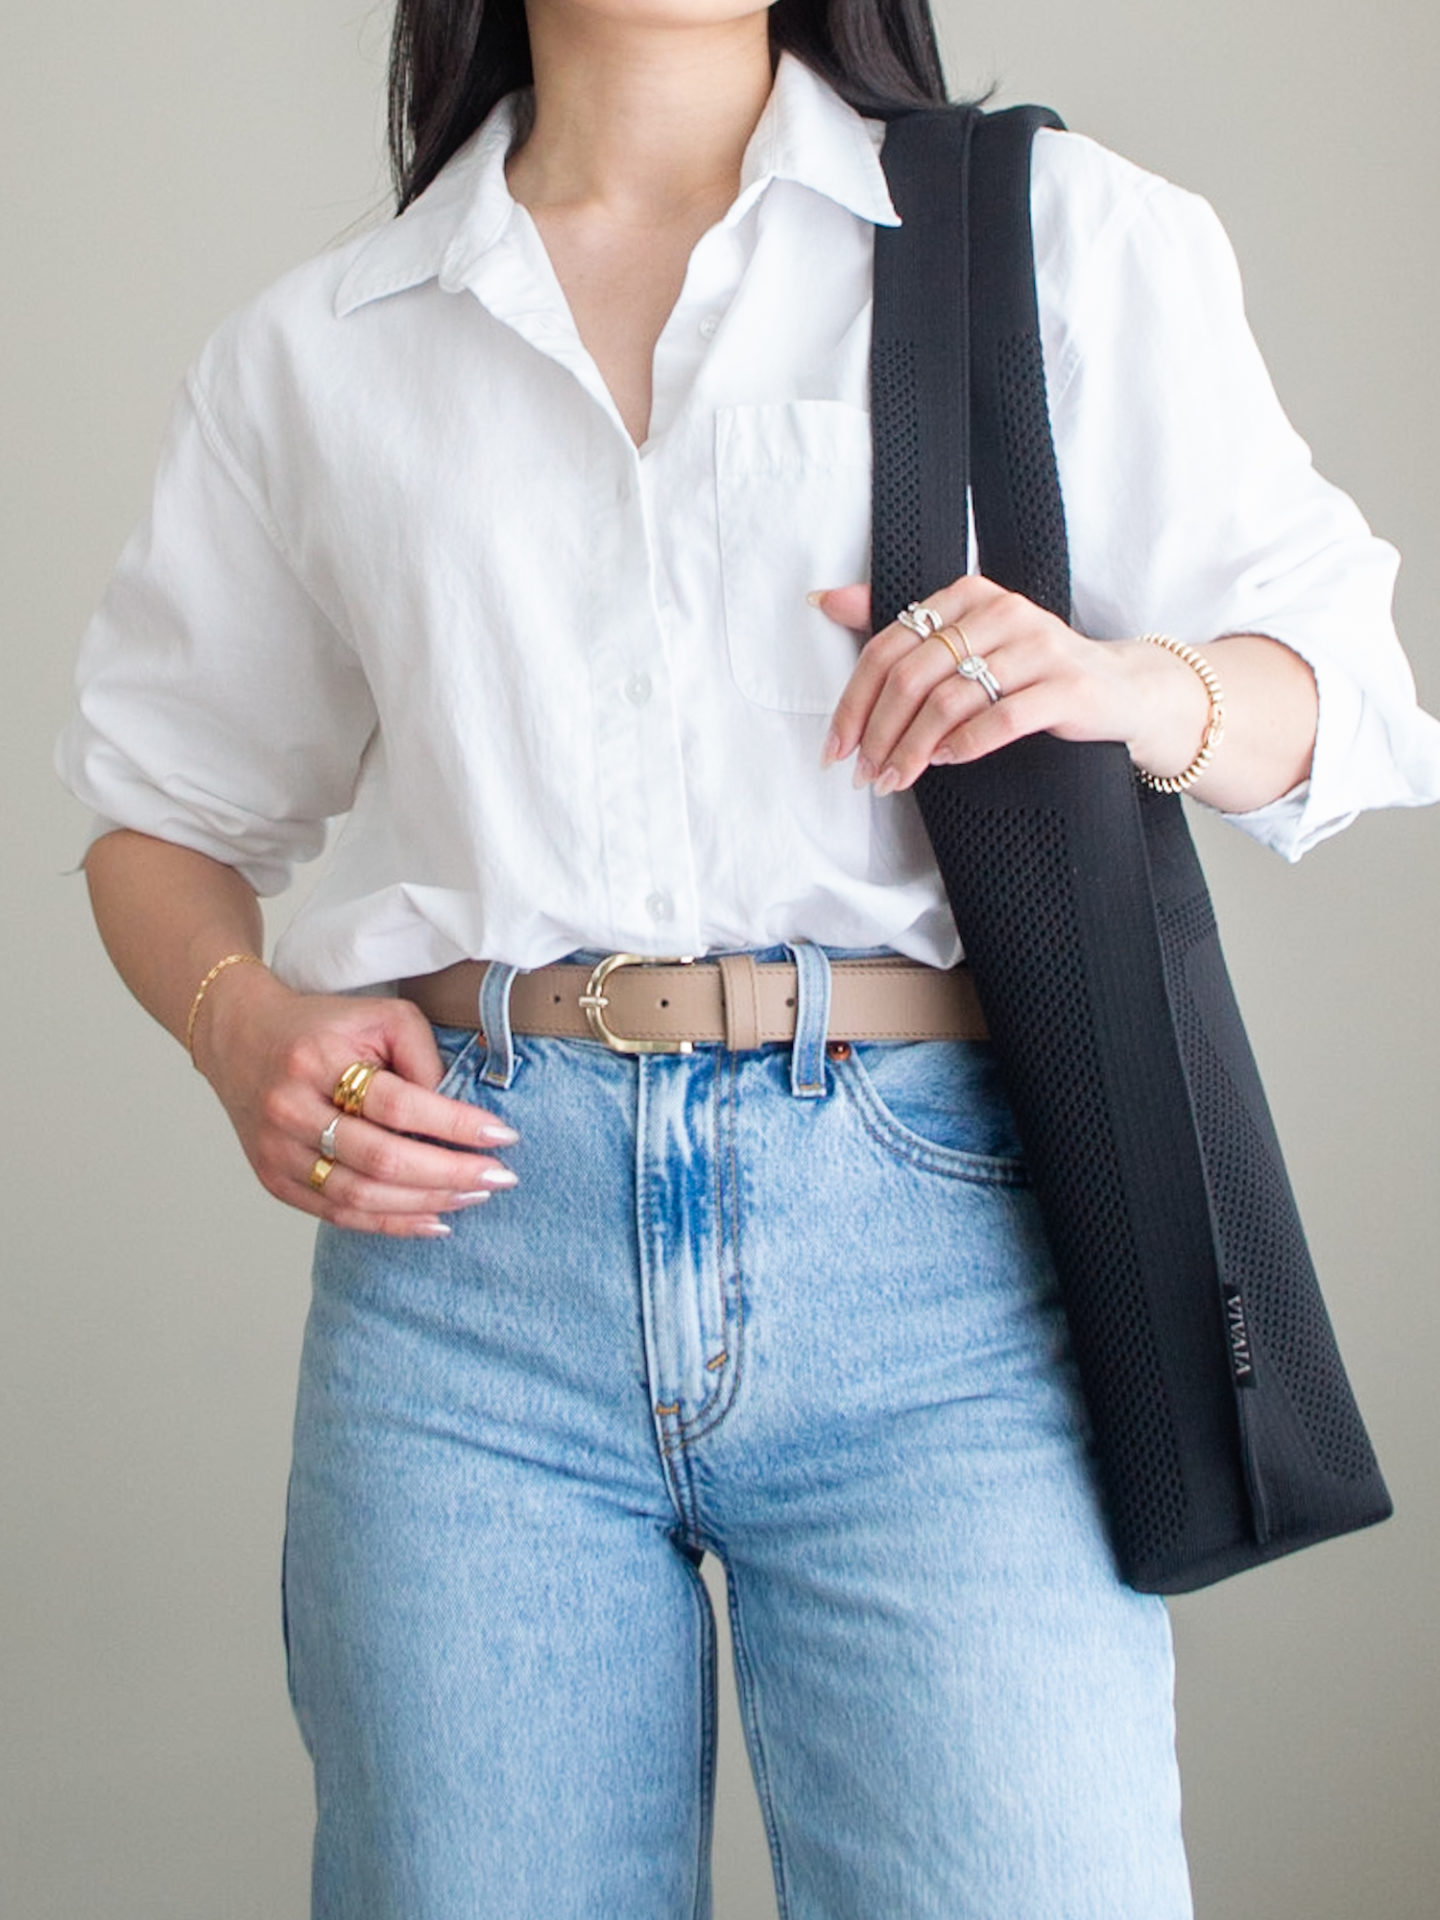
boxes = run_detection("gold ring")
[932,625,967,671]
[934,622,975,666]
[332,1061,380,1115]
[308,1156,336,1192]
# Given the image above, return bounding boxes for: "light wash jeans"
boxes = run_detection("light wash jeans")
[282,945,1193,1919]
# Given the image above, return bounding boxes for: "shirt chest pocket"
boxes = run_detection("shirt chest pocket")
[715,400,873,714]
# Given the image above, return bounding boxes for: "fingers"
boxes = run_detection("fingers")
[259,1118,517,1237]
[859,636,990,788]
[809,582,872,632]
[921,680,1071,779]
[291,1149,500,1222]
[289,1075,520,1236]
[266,1117,517,1238]
[358,1064,519,1151]
[870,634,1064,788]
[825,576,1006,768]
[245,997,523,1238]
[823,576,1131,789]
[309,1109,518,1198]
[272,1179,463,1241]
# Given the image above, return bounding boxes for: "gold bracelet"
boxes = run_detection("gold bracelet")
[1132,634,1226,794]
[185,951,266,1066]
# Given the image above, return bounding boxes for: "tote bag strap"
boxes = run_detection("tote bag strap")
[870,102,1067,624]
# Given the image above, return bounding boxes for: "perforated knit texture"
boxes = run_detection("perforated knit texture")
[870,340,923,627]
[922,793,1189,1563]
[1158,897,1379,1482]
[997,333,1071,620]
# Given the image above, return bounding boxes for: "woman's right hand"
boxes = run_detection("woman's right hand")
[194,962,519,1237]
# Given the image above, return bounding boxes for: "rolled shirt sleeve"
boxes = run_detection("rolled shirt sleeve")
[1037,131,1440,859]
[54,367,378,896]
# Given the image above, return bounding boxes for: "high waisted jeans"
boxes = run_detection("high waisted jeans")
[282,945,1193,1919]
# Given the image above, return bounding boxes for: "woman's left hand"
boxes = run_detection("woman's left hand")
[814,576,1213,793]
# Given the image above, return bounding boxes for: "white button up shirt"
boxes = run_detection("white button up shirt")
[55,52,1440,992]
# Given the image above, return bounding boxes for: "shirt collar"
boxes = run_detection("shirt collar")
[334,50,900,318]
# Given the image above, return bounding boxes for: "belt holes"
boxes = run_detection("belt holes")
[785,995,795,1008]
[659,997,670,1007]
[826,1041,852,1062]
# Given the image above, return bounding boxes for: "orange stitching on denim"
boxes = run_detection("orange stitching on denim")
[705,1351,728,1372]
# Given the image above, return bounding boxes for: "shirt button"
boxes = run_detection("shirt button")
[625,672,653,707]
[698,314,720,339]
[646,890,674,924]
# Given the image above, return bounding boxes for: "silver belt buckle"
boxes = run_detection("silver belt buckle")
[579,953,697,1055]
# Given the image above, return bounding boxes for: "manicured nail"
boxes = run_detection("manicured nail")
[806,589,826,607]
[479,1166,519,1189]
[455,1190,494,1204]
[477,1121,520,1145]
[418,1222,452,1238]
[820,727,843,768]
[931,747,956,766]
[852,754,877,789]
[873,766,902,797]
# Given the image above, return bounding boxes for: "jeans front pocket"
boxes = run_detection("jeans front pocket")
[715,399,873,713]
[431,1021,482,1100]
[833,1038,1030,1185]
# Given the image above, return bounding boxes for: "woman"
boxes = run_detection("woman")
[54,0,1440,1912]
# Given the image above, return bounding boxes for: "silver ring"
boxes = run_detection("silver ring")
[897,601,944,639]
[319,1115,341,1161]
[958,655,1004,703]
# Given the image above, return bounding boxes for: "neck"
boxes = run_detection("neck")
[506,2,776,223]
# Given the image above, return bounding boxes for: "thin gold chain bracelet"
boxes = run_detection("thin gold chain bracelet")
[1132,634,1226,794]
[185,951,266,1066]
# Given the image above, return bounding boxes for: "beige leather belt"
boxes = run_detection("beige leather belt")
[399,953,988,1055]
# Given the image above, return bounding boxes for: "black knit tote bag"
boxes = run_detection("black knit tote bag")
[870,102,1392,1592]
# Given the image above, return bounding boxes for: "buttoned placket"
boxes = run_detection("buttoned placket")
[449,207,722,955]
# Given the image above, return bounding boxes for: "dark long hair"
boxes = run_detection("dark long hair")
[388,0,949,211]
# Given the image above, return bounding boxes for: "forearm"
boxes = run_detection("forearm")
[82,828,285,1063]
[1125,633,1319,815]
[82,827,516,1235]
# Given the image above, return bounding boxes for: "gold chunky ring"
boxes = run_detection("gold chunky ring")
[308,1156,336,1193]
[332,1060,380,1115]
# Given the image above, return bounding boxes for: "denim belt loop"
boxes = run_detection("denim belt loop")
[784,940,832,1099]
[478,962,520,1088]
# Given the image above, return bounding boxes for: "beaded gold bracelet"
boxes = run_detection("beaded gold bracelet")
[1132,634,1226,794]
[185,951,266,1066]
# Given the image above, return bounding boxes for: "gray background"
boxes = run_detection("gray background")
[4,2,1436,1914]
